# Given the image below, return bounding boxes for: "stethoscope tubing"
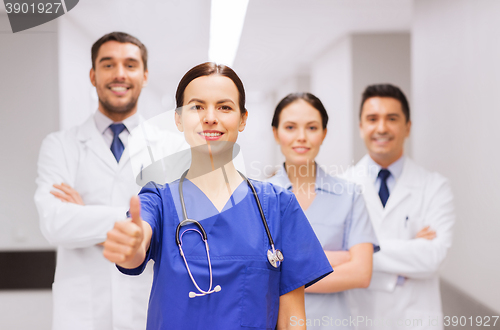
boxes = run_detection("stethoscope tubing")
[176,168,283,298]
[240,170,276,248]
[178,239,214,296]
[178,169,275,248]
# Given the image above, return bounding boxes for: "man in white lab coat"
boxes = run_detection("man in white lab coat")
[34,32,188,330]
[346,84,455,330]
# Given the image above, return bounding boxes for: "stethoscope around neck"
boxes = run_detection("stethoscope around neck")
[175,169,284,298]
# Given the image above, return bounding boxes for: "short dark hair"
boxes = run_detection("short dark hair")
[272,93,329,130]
[175,62,246,115]
[360,84,410,122]
[91,32,148,70]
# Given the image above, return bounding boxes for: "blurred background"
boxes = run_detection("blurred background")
[1,0,499,328]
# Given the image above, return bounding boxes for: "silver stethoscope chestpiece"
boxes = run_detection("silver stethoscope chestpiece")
[275,249,284,262]
[267,248,284,268]
[178,169,285,295]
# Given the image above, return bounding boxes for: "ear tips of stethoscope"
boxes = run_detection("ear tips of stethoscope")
[189,292,196,298]
[214,285,221,292]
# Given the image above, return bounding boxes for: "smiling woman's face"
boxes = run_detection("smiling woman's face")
[273,99,327,166]
[175,75,247,148]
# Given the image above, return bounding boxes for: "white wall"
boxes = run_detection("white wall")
[0,291,52,330]
[0,13,56,330]
[274,73,311,103]
[309,34,411,174]
[412,0,500,313]
[0,16,58,250]
[310,37,353,174]
[58,16,96,129]
[238,92,278,180]
[58,16,168,130]
[351,33,412,163]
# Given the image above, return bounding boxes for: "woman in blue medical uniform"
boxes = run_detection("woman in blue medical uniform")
[267,93,379,329]
[102,64,332,330]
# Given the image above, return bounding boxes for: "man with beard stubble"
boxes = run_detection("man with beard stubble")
[345,84,455,330]
[34,32,187,330]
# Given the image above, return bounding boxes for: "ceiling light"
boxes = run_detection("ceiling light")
[208,0,249,67]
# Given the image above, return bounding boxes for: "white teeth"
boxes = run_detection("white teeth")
[111,87,127,91]
[201,132,222,137]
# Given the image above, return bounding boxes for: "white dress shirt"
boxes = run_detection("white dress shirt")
[94,109,140,148]
[367,155,405,195]
[367,155,406,285]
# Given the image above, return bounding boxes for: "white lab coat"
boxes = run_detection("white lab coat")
[345,155,455,330]
[34,114,190,330]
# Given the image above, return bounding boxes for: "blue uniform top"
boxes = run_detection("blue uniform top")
[268,165,379,329]
[119,178,333,330]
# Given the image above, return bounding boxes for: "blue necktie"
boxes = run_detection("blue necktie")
[378,169,391,207]
[109,123,126,162]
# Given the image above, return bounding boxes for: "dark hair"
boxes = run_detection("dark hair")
[360,84,410,122]
[272,93,329,129]
[91,32,148,70]
[175,62,246,115]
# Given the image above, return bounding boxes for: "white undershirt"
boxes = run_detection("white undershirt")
[93,110,140,148]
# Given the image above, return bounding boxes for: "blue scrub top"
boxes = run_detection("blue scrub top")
[119,178,332,330]
[268,165,379,330]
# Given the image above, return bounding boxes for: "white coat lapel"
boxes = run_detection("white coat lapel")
[362,175,384,215]
[122,118,163,165]
[356,157,385,223]
[383,158,417,216]
[120,118,170,183]
[76,116,118,171]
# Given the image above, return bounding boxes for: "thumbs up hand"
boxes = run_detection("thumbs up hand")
[103,196,150,269]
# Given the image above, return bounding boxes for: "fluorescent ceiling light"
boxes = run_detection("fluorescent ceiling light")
[209,0,249,67]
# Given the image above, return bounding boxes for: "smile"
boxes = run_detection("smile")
[198,131,224,140]
[108,85,130,95]
[292,147,310,154]
[110,86,128,91]
[372,136,392,143]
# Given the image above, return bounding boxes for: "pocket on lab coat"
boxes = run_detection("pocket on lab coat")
[400,213,423,240]
[240,267,280,329]
[52,276,92,330]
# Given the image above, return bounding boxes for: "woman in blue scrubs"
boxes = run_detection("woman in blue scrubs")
[268,93,379,329]
[102,64,332,330]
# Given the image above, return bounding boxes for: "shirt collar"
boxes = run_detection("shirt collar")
[315,165,339,194]
[272,163,340,195]
[272,165,293,190]
[93,110,140,135]
[367,155,405,183]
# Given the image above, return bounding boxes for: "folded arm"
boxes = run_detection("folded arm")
[323,250,351,267]
[35,134,127,249]
[305,243,373,293]
[374,178,455,279]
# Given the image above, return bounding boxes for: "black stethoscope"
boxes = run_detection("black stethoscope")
[175,169,284,298]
